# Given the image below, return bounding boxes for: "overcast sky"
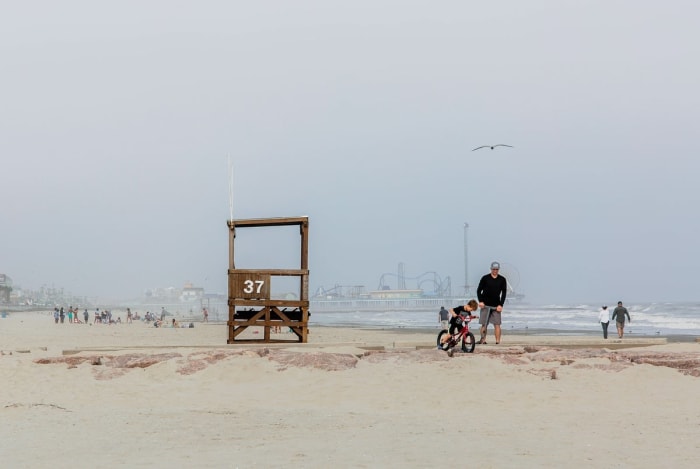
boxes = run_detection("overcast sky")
[2,1,699,305]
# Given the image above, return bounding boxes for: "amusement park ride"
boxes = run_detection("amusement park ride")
[311,222,524,311]
[313,264,452,300]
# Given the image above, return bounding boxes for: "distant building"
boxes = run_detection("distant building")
[179,282,204,302]
[0,274,12,303]
[145,286,180,301]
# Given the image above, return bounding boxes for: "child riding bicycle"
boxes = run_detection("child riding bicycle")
[440,299,479,349]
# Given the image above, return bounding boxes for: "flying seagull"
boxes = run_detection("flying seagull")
[472,144,514,151]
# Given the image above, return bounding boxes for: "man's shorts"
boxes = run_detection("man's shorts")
[479,306,502,326]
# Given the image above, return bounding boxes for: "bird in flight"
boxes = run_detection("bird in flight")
[472,144,514,151]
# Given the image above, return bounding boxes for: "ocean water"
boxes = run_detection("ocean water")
[309,302,700,337]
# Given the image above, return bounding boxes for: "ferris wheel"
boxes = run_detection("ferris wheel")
[497,262,521,294]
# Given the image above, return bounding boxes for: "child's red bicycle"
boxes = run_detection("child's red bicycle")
[436,314,477,356]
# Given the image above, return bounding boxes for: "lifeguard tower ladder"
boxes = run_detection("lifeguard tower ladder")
[227,216,309,343]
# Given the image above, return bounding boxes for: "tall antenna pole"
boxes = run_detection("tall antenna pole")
[227,155,235,270]
[463,222,469,296]
[227,155,234,222]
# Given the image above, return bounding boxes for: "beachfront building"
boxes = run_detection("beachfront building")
[179,282,205,302]
[0,274,12,303]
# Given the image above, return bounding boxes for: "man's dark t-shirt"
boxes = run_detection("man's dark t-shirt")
[477,274,508,307]
[612,306,630,324]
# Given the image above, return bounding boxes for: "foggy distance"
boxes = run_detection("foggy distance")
[2,1,699,305]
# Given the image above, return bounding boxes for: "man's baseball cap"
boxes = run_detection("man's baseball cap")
[490,261,500,270]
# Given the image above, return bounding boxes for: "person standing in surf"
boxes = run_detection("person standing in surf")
[476,261,508,344]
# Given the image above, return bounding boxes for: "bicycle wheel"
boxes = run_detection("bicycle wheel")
[461,332,476,353]
[437,330,450,349]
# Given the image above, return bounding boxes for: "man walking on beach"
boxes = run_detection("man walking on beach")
[438,306,449,330]
[476,261,508,344]
[612,301,631,338]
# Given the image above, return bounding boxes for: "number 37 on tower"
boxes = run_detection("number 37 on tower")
[231,273,270,299]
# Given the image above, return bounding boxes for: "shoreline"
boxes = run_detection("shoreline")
[6,308,700,341]
[2,312,698,350]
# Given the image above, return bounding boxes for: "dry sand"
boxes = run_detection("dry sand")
[1,310,699,468]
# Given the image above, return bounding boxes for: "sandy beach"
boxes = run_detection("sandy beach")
[1,310,699,468]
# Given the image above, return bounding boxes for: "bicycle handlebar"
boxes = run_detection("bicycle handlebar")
[458,314,478,321]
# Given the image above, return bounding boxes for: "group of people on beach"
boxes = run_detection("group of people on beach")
[598,301,631,339]
[438,261,508,349]
[437,261,636,346]
[49,304,206,330]
[50,306,170,326]
[52,306,128,325]
[52,306,90,324]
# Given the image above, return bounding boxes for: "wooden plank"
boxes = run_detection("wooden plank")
[301,275,309,301]
[227,221,235,269]
[229,273,271,299]
[228,299,308,308]
[230,326,248,340]
[234,308,304,322]
[300,219,309,270]
[230,308,267,323]
[228,269,309,276]
[231,216,308,227]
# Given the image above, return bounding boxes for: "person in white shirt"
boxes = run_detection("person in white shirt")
[598,306,610,339]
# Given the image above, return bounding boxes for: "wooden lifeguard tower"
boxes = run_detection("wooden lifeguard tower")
[227,216,309,343]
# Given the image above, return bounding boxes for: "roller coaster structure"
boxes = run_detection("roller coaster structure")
[313,263,453,299]
[376,270,452,297]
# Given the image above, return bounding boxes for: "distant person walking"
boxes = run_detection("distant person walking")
[612,301,631,338]
[202,307,209,322]
[83,309,89,324]
[438,306,449,330]
[476,261,508,345]
[598,306,610,339]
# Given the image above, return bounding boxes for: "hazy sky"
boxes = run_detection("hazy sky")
[2,1,699,304]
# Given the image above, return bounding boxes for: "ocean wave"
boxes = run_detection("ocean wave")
[309,302,700,336]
